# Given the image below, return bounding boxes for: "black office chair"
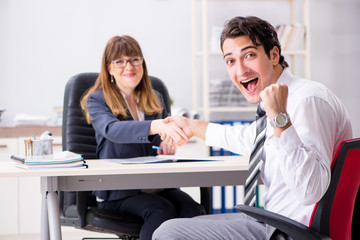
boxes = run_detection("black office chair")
[60,72,211,239]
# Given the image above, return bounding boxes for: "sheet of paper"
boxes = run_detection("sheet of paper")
[106,155,223,164]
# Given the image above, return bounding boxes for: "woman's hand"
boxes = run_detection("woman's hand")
[149,119,189,146]
[157,141,176,155]
[159,116,192,146]
[160,116,209,146]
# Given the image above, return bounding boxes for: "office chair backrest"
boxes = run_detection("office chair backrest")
[62,72,98,158]
[309,138,360,240]
[150,76,171,115]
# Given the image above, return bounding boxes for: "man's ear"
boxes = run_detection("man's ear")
[270,46,280,65]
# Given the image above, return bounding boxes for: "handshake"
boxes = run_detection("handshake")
[150,116,208,147]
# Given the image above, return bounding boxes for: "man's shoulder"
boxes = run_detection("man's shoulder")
[279,69,324,97]
[288,77,329,99]
[288,76,349,120]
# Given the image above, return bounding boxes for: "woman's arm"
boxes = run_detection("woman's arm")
[88,90,188,145]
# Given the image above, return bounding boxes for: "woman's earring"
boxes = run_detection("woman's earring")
[110,75,114,83]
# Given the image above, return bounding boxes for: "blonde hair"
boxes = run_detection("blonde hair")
[81,35,162,123]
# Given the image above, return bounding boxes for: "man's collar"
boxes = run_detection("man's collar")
[276,68,293,85]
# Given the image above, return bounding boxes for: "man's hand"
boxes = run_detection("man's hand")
[165,116,193,138]
[160,116,209,146]
[160,116,193,146]
[149,119,189,146]
[259,83,288,120]
[260,83,291,137]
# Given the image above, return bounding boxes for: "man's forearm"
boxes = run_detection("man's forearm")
[189,119,209,140]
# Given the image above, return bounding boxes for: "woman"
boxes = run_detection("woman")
[81,35,205,240]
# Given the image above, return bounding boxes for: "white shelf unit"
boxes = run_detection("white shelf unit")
[191,0,311,121]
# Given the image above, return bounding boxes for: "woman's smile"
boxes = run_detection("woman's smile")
[123,72,136,78]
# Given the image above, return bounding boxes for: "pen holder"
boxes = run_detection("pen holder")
[32,139,54,156]
[24,138,54,157]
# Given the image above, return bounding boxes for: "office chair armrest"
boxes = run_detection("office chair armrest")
[235,205,331,240]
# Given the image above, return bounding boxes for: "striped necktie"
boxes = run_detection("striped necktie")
[244,104,267,207]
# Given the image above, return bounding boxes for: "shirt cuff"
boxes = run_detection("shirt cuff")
[279,125,303,154]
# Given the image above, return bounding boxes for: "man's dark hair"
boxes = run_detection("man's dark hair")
[220,16,289,69]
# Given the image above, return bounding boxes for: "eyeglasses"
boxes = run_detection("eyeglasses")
[111,57,144,68]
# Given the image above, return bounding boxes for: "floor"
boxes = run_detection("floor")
[0,187,201,240]
[0,227,119,240]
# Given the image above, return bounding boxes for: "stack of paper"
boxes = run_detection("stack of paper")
[11,151,87,169]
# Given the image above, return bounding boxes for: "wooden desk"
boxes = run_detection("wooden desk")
[0,156,248,240]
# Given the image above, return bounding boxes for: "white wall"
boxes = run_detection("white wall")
[0,0,193,125]
[310,0,360,137]
[0,0,359,136]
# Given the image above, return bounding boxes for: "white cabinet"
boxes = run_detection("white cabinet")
[0,138,19,234]
[0,177,19,234]
[0,136,62,235]
[0,138,18,160]
[191,0,310,121]
[18,176,42,233]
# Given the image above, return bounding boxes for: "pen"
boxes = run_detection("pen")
[11,155,25,164]
[152,146,163,151]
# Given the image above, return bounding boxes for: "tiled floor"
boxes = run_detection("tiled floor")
[0,227,118,240]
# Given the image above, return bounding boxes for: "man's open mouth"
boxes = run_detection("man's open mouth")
[240,77,258,91]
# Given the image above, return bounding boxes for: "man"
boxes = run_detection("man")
[152,16,352,239]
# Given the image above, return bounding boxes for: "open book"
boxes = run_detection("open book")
[106,155,223,164]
